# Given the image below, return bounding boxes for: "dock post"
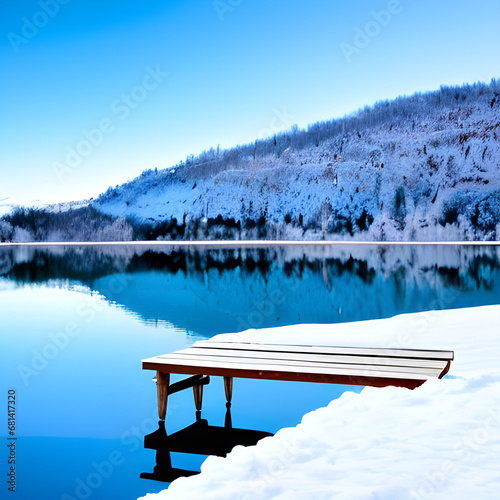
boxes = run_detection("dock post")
[157,371,170,421]
[224,376,233,404]
[224,376,233,428]
[193,383,203,420]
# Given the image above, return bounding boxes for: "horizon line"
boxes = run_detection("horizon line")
[1,240,499,247]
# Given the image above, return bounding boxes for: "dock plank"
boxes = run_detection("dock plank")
[193,341,454,361]
[161,351,444,378]
[142,356,427,389]
[143,354,441,380]
[179,347,448,370]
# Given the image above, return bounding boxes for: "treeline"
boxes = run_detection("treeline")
[0,206,133,242]
[0,207,375,243]
[131,209,375,241]
[98,79,500,194]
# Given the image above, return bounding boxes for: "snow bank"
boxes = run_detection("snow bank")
[139,305,500,499]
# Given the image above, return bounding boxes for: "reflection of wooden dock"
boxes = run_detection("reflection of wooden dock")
[142,339,454,420]
[141,418,273,482]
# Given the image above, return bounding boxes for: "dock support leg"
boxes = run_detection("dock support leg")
[224,376,233,404]
[193,383,203,420]
[157,372,170,421]
[224,376,233,428]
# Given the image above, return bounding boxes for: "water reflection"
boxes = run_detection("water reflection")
[1,245,499,336]
[141,412,273,483]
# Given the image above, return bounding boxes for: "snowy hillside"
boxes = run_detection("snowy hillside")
[0,197,45,218]
[95,81,500,241]
[0,197,90,218]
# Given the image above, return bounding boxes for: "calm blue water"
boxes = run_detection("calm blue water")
[1,244,499,499]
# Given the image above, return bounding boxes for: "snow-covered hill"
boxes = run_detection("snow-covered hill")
[94,81,500,241]
[0,197,91,218]
[42,198,92,213]
[0,197,45,217]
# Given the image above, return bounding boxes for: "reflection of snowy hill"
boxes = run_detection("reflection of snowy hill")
[2,244,499,336]
[89,245,500,336]
[95,81,500,240]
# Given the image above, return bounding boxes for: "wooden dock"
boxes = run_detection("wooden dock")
[142,338,454,420]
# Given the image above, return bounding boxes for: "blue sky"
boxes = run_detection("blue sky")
[1,0,499,205]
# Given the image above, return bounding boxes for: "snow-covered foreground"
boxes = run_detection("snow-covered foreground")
[139,305,500,500]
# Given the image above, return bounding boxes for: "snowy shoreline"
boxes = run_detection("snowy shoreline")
[139,305,500,499]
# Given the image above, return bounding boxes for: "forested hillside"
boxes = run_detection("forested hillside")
[2,80,499,242]
[95,80,500,241]
[0,206,132,242]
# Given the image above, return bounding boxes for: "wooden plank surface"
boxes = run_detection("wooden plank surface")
[179,347,448,369]
[159,351,445,378]
[143,342,453,390]
[143,354,439,380]
[194,341,454,361]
